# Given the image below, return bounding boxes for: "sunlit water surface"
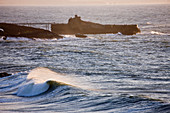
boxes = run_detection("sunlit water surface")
[0,5,170,113]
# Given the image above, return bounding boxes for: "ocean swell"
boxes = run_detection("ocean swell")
[15,67,93,97]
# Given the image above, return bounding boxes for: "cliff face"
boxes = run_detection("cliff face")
[51,16,141,35]
[0,23,63,39]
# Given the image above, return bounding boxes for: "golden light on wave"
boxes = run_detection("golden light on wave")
[27,67,94,90]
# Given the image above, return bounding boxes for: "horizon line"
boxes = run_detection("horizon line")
[0,3,169,6]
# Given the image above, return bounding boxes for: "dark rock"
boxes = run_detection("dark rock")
[0,23,63,39]
[0,72,11,78]
[51,15,141,35]
[75,33,87,38]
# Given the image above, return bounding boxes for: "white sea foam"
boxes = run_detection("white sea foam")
[146,22,151,25]
[141,31,169,36]
[34,38,58,41]
[106,32,122,36]
[0,28,4,32]
[151,31,165,35]
[58,35,86,41]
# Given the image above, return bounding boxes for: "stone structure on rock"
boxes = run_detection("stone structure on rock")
[51,15,141,35]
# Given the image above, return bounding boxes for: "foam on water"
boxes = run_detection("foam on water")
[0,4,170,112]
[151,31,166,35]
[33,38,59,41]
[0,35,87,42]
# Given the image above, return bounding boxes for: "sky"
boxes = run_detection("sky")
[0,0,169,6]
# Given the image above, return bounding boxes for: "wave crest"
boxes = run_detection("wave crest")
[16,67,94,97]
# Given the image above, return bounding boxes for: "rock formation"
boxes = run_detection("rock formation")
[51,15,141,35]
[0,23,63,39]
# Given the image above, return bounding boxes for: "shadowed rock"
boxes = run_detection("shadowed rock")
[51,15,141,35]
[0,23,63,39]
[0,72,11,77]
[75,33,87,38]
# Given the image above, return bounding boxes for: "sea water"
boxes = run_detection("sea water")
[0,5,170,113]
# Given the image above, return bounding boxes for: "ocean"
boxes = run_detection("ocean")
[0,4,170,113]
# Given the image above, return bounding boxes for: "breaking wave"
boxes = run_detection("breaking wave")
[16,67,93,97]
[16,80,67,97]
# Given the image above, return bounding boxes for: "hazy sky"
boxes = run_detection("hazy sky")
[0,0,169,6]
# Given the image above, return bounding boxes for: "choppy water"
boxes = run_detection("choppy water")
[0,5,170,113]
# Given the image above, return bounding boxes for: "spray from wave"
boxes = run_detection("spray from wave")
[16,67,94,97]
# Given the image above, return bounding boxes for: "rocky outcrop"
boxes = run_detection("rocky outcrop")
[0,23,63,39]
[75,33,87,38]
[0,72,11,78]
[51,15,141,35]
